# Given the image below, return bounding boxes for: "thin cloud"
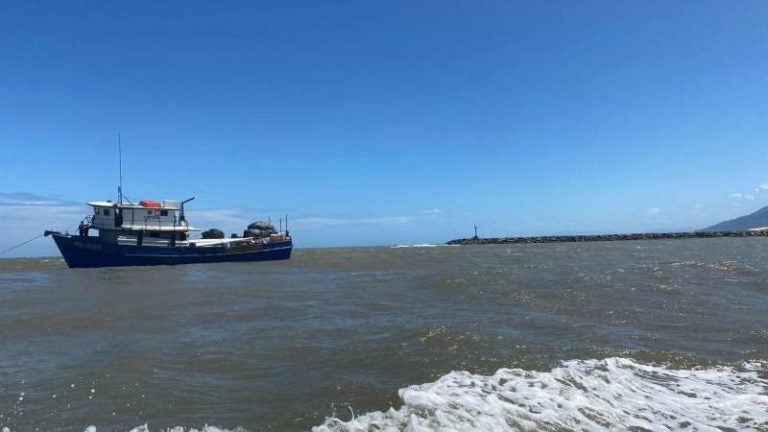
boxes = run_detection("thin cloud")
[291,215,414,230]
[422,208,444,217]
[189,208,253,228]
[729,192,754,200]
[0,192,79,207]
[0,193,90,256]
[646,207,660,215]
[188,207,298,235]
[691,203,707,218]
[186,208,420,232]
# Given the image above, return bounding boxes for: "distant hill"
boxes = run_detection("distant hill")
[703,206,768,231]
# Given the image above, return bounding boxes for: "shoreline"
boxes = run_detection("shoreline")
[446,230,768,245]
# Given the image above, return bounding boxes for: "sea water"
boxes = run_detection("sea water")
[1,238,766,431]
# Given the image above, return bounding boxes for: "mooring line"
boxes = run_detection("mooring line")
[0,233,46,255]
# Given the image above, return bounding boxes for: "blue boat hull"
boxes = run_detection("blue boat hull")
[48,233,292,268]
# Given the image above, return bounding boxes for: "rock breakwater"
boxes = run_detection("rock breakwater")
[446,230,768,245]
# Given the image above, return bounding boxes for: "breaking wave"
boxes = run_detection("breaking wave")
[313,357,768,431]
[10,358,766,432]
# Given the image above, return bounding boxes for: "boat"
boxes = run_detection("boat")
[44,196,293,268]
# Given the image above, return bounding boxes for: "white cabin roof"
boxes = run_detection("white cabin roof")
[119,224,200,232]
[89,201,117,208]
[88,200,181,210]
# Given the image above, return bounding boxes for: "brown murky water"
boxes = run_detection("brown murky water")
[1,239,767,431]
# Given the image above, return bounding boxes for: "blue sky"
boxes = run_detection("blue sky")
[2,1,768,256]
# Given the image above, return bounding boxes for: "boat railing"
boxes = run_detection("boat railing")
[138,215,188,231]
[142,215,162,231]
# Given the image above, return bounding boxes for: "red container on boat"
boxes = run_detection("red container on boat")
[139,199,161,208]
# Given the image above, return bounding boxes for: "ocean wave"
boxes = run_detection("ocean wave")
[313,357,768,431]
[668,260,758,273]
[6,358,765,432]
[390,244,458,248]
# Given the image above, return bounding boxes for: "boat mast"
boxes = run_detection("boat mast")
[118,132,124,205]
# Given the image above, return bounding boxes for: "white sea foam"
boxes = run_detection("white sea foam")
[81,425,243,432]
[313,357,768,431]
[7,359,764,432]
[131,426,244,432]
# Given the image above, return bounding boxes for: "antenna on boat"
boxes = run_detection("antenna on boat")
[180,196,196,222]
[118,132,124,205]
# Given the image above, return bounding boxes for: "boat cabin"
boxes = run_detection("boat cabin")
[87,199,196,245]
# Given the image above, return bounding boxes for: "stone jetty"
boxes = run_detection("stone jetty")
[446,230,768,245]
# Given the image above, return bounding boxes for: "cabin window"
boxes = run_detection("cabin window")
[103,208,110,216]
[94,208,100,215]
[147,210,153,215]
[160,210,168,216]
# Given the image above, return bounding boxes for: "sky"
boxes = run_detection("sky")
[1,1,768,256]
